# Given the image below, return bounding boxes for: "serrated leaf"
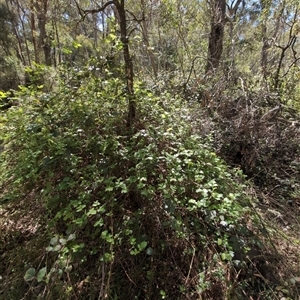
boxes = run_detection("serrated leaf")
[37,267,47,282]
[24,267,36,281]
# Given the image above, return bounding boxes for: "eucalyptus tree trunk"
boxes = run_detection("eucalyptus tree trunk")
[205,0,226,73]
[225,0,244,76]
[34,0,51,65]
[260,0,271,79]
[29,0,39,63]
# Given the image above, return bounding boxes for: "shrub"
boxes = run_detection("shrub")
[0,73,259,299]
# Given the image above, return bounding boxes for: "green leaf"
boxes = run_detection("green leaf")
[24,268,36,281]
[160,290,167,299]
[94,218,104,227]
[87,208,97,216]
[53,244,62,251]
[139,241,148,251]
[217,238,223,246]
[46,246,53,252]
[59,238,67,245]
[221,252,233,261]
[73,41,82,49]
[108,33,116,40]
[37,267,47,282]
[105,186,114,192]
[67,233,76,241]
[188,199,197,205]
[50,236,58,246]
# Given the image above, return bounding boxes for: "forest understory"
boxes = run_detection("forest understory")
[1,0,300,299]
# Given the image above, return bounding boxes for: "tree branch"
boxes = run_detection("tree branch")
[74,0,115,21]
[126,10,144,23]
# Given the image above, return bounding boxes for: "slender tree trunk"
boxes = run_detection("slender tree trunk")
[52,20,57,67]
[75,0,136,125]
[19,6,31,65]
[205,0,226,73]
[141,0,157,77]
[6,0,26,65]
[260,0,270,78]
[55,20,61,64]
[114,0,135,126]
[261,23,269,78]
[92,13,98,48]
[261,0,286,80]
[225,0,244,78]
[30,0,39,63]
[35,0,51,65]
[52,1,61,65]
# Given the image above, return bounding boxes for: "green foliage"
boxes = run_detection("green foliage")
[0,55,23,90]
[24,63,56,91]
[0,73,258,299]
[0,2,14,49]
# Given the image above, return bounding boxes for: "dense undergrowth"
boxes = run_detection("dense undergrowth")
[0,69,300,299]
